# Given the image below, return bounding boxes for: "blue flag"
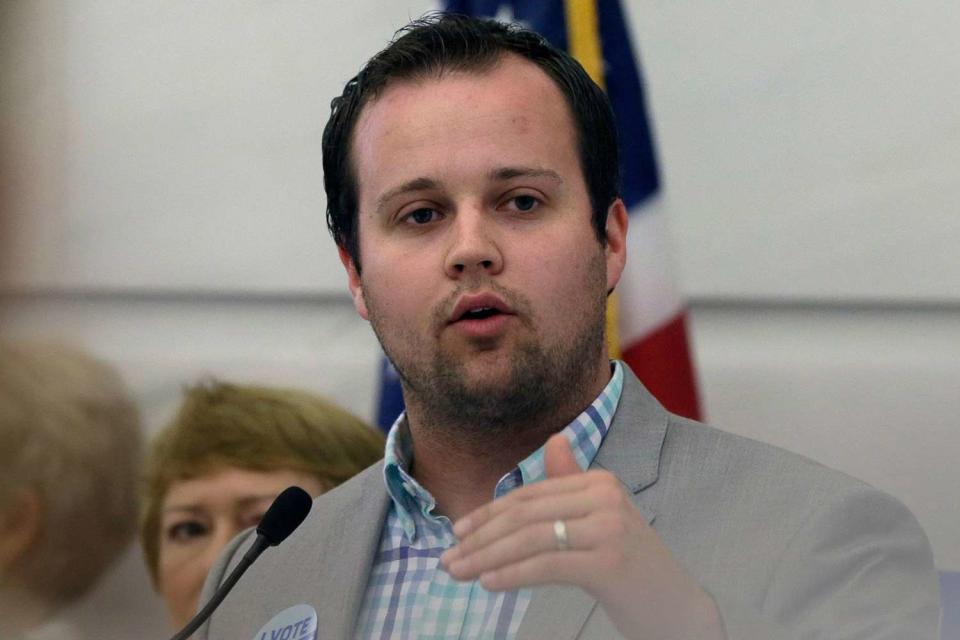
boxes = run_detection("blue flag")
[375,358,405,431]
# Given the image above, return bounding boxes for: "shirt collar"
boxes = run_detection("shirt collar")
[382,361,625,540]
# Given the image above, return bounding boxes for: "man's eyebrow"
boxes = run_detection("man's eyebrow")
[488,167,564,184]
[376,177,441,211]
[375,169,562,211]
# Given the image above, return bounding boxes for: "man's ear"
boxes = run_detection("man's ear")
[604,198,628,293]
[337,245,369,320]
[0,488,42,574]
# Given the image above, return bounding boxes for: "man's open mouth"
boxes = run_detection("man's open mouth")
[459,307,501,321]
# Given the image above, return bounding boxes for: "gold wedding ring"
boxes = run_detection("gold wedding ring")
[553,519,569,551]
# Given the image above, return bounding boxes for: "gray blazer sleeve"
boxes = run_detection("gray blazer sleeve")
[712,485,940,640]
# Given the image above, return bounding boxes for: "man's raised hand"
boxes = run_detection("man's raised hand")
[440,433,725,640]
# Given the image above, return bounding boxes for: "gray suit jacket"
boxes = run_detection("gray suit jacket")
[197,369,940,639]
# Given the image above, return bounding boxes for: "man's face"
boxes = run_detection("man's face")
[342,55,626,425]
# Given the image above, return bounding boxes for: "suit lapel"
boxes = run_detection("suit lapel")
[517,367,668,639]
[310,462,390,638]
[594,368,669,497]
[593,368,668,527]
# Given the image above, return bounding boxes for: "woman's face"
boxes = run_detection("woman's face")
[156,467,326,629]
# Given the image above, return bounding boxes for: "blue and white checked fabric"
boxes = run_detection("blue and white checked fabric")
[354,362,625,639]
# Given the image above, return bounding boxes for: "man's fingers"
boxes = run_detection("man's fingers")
[453,470,612,538]
[544,433,581,479]
[446,514,603,582]
[446,520,560,579]
[477,550,596,593]
[449,474,625,563]
[444,490,606,564]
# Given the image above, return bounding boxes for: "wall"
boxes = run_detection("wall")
[1,2,957,638]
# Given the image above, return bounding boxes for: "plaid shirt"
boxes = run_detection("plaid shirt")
[354,362,625,639]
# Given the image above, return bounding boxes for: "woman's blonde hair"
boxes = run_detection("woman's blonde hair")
[0,340,141,609]
[139,381,383,583]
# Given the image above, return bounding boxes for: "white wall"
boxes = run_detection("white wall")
[630,1,960,303]
[2,2,958,638]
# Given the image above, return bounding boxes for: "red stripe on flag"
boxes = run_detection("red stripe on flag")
[621,311,702,421]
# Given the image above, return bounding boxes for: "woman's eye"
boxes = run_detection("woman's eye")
[404,208,440,225]
[166,521,207,543]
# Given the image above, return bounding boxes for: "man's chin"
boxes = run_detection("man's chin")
[452,359,516,392]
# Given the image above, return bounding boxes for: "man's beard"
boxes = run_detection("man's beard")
[364,256,608,439]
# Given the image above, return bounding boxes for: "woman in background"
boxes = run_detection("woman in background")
[139,381,383,630]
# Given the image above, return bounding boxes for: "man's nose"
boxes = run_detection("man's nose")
[444,207,504,279]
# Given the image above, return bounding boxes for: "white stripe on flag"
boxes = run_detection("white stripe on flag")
[618,197,685,345]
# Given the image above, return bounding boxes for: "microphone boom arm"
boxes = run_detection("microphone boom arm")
[169,533,270,640]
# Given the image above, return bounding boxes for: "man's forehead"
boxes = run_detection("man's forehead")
[350,55,578,185]
[353,54,571,146]
[367,52,557,107]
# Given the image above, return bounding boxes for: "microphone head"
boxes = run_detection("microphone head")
[256,486,312,546]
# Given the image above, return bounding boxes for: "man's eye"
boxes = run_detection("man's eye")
[166,521,207,543]
[404,208,440,225]
[509,195,539,212]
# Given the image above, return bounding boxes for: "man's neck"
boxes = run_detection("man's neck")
[406,418,554,522]
[403,359,613,523]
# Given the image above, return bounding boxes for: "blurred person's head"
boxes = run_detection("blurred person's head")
[0,340,141,634]
[140,381,384,629]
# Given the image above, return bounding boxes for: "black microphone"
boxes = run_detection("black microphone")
[169,486,313,640]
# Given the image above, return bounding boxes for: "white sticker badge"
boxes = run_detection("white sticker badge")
[252,604,318,640]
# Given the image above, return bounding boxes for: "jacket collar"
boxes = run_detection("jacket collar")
[310,461,390,638]
[594,366,668,495]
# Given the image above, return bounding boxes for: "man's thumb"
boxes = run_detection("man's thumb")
[545,433,582,478]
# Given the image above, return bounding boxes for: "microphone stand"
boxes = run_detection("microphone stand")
[169,533,269,640]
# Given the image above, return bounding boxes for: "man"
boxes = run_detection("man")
[198,15,939,640]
